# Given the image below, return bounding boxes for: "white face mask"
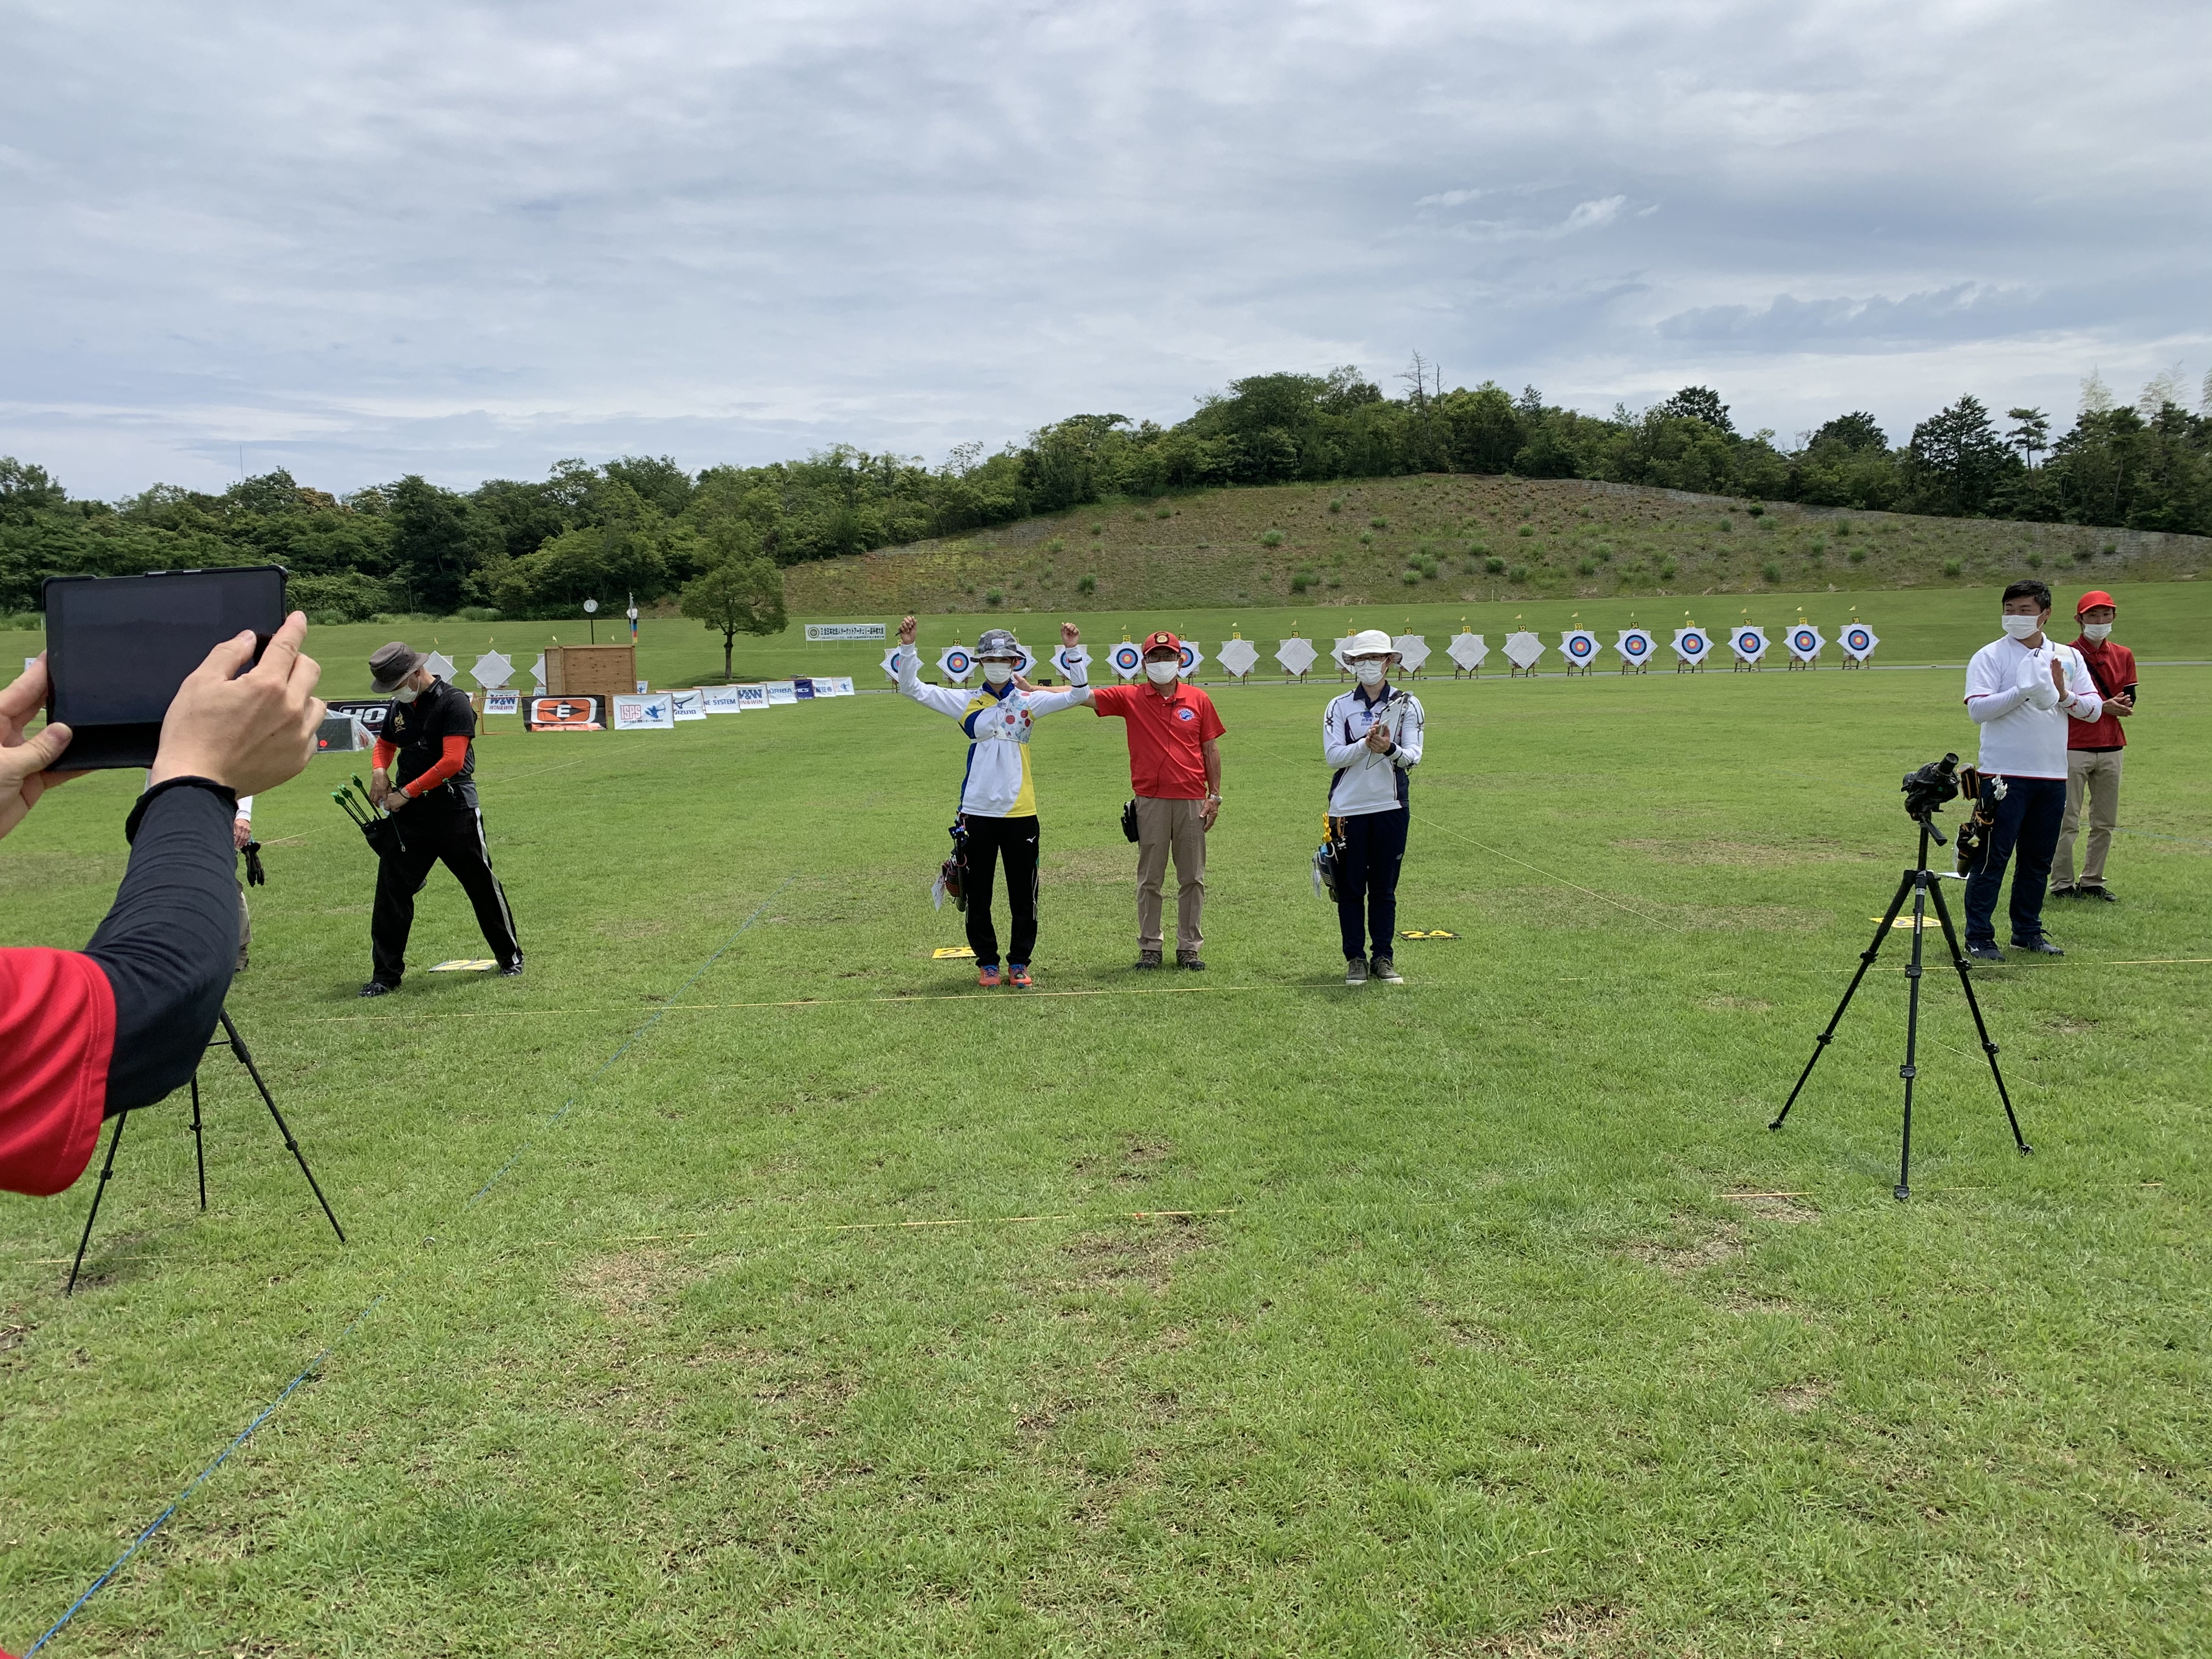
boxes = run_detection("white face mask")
[1144,659,1180,684]
[1353,660,1386,685]
[391,684,420,703]
[981,661,1014,686]
[2080,622,2113,642]
[2000,614,2043,640]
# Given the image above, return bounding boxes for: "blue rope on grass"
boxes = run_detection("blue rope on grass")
[22,878,793,1655]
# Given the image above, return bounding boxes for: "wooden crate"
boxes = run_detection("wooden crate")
[543,644,637,701]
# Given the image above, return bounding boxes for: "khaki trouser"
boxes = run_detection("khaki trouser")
[1134,795,1207,954]
[2051,748,2123,890]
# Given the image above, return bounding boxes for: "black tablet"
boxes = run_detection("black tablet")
[43,566,289,770]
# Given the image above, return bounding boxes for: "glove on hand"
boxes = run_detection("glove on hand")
[2019,653,2062,711]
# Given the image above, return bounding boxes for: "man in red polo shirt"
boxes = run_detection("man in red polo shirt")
[2050,589,2137,902]
[1089,632,1225,969]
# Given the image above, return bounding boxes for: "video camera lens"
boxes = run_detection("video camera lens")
[1900,752,1961,820]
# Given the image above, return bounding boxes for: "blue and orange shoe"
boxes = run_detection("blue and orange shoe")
[977,964,1001,988]
[1008,963,1034,989]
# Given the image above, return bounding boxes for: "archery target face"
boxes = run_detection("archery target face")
[1177,642,1200,674]
[1736,629,1763,655]
[1845,627,1875,654]
[1791,629,1816,654]
[1110,642,1144,676]
[1678,630,1710,658]
[1564,632,1596,660]
[1621,631,1651,658]
[941,647,974,679]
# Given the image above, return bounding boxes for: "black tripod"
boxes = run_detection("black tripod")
[67,1008,345,1295]
[1770,814,2031,1199]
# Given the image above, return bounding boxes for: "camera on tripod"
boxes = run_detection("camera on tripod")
[1900,752,1961,823]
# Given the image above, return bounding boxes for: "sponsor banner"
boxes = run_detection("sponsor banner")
[805,623,887,641]
[732,684,771,710]
[701,685,743,712]
[820,675,855,696]
[526,695,603,731]
[764,680,798,704]
[612,693,675,730]
[794,678,817,699]
[669,688,708,720]
[484,689,520,716]
[328,698,391,733]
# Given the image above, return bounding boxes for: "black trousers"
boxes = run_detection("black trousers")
[371,802,521,985]
[1335,807,1409,961]
[1962,774,2067,946]
[961,814,1040,967]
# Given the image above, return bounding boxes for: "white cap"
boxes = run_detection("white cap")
[1344,628,1396,657]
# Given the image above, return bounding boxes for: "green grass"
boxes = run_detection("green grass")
[784,475,2211,616]
[2,590,2209,1654]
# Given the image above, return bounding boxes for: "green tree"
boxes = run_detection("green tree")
[1657,386,1735,435]
[2006,408,2052,467]
[388,475,494,612]
[1905,396,2017,516]
[681,554,787,680]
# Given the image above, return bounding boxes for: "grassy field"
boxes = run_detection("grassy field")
[2,591,2208,1655]
[783,475,2212,617]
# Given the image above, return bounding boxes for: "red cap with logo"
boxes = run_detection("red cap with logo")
[1142,631,1182,654]
[2075,589,2118,616]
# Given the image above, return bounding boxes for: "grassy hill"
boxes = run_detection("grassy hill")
[787,474,2211,617]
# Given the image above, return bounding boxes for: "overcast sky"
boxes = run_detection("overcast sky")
[4,0,2207,498]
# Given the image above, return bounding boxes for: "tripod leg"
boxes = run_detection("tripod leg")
[1773,870,1914,1130]
[191,1074,207,1212]
[1928,880,2032,1154]
[67,1111,128,1297]
[1896,876,1932,1200]
[220,1009,346,1245]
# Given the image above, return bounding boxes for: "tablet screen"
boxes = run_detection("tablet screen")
[44,567,287,768]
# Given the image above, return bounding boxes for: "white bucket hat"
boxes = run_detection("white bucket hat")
[1344,628,1397,658]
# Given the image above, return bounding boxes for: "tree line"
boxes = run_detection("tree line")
[3,362,2206,623]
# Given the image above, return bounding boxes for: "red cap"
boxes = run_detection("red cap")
[2075,589,2117,616]
[1142,631,1182,654]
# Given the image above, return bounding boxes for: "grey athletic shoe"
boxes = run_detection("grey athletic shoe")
[1345,956,1369,985]
[1370,957,1404,984]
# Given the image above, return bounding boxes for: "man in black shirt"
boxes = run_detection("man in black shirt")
[359,641,522,997]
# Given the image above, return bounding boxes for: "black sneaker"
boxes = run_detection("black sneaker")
[358,980,398,998]
[1964,943,2005,963]
[498,954,526,977]
[1176,951,1206,971]
[1370,957,1404,984]
[1134,950,1163,970]
[1345,956,1369,986]
[2080,885,2118,903]
[2011,936,2066,956]
[2047,884,2078,900]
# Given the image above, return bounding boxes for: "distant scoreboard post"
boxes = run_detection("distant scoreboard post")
[804,623,887,642]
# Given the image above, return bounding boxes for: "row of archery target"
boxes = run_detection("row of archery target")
[881,623,1881,684]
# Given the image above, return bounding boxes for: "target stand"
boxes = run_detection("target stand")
[67,1008,346,1295]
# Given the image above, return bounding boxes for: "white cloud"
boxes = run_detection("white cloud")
[0,0,2206,494]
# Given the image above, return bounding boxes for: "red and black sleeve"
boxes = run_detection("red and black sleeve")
[1,780,241,1197]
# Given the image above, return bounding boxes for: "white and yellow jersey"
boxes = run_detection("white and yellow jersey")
[896,646,1089,817]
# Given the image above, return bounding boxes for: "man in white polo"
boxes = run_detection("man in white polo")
[1323,629,1424,984]
[1960,579,2103,961]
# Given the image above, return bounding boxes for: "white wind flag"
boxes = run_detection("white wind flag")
[1502,631,1545,671]
[1786,624,1825,663]
[1730,625,1769,665]
[1615,629,1656,667]
[1839,623,1879,662]
[1274,636,1318,677]
[1216,638,1260,678]
[469,651,514,690]
[1446,632,1487,672]
[1391,634,1430,674]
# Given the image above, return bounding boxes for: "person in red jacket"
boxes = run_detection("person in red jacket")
[2050,590,2136,902]
[358,641,522,996]
[1,616,325,1199]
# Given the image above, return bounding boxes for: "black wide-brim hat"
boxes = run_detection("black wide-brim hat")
[368,641,426,694]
